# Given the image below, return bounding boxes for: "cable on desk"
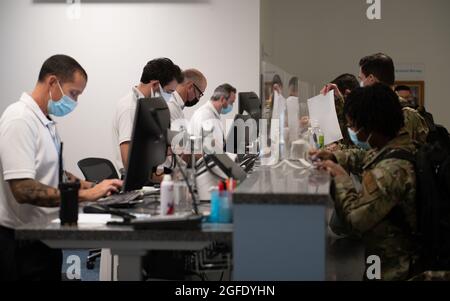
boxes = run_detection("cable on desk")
[203,155,227,181]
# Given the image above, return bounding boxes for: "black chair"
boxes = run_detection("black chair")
[77,158,119,270]
[78,158,119,183]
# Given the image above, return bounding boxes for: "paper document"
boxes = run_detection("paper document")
[52,214,114,225]
[307,91,343,145]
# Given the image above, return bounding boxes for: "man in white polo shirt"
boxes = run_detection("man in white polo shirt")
[0,55,122,281]
[167,68,207,131]
[190,84,236,154]
[113,58,182,170]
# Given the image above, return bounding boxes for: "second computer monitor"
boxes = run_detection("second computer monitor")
[123,97,170,192]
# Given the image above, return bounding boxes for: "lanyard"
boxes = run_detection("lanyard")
[47,122,61,155]
[47,122,67,182]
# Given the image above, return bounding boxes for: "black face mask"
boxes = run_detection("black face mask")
[184,97,199,108]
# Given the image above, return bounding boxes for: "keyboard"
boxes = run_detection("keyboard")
[98,190,145,208]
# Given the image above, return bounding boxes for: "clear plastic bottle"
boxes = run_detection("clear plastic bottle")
[310,120,325,150]
[174,181,189,212]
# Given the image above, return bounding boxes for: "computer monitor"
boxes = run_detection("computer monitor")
[123,97,170,192]
[238,92,262,120]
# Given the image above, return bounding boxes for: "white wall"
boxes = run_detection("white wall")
[0,0,260,177]
[261,0,450,128]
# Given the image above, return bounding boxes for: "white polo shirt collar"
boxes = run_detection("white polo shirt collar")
[173,91,185,110]
[19,92,53,127]
[132,86,145,100]
[207,101,221,119]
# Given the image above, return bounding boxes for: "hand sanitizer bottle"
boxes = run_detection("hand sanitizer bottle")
[160,175,175,216]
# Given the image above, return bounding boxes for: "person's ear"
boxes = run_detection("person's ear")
[150,80,159,89]
[47,75,61,100]
[47,75,58,87]
[368,74,378,84]
[344,89,352,97]
[184,81,194,99]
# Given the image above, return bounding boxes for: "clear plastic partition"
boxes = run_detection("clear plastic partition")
[260,62,317,165]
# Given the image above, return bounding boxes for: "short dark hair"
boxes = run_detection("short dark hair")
[395,85,411,92]
[344,83,404,139]
[140,58,182,87]
[211,83,236,101]
[38,54,88,83]
[272,74,283,87]
[175,68,184,84]
[222,83,237,95]
[331,73,359,96]
[359,53,395,86]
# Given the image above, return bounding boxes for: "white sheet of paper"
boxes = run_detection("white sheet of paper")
[307,91,343,145]
[52,214,113,225]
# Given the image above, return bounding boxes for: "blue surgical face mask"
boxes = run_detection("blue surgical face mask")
[348,128,372,150]
[159,84,173,102]
[221,103,233,115]
[48,81,78,117]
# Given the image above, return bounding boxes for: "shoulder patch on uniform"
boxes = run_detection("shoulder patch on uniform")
[372,168,385,180]
[364,171,380,195]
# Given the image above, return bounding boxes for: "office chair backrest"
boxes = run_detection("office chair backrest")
[78,158,119,183]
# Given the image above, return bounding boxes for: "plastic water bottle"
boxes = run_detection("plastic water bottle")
[174,180,189,213]
[160,175,175,216]
[310,120,325,150]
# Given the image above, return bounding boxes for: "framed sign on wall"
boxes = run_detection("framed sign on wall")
[394,80,425,108]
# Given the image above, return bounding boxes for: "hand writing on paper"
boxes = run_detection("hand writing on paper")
[318,160,348,177]
[309,149,337,163]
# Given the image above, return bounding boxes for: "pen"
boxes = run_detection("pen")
[228,178,235,193]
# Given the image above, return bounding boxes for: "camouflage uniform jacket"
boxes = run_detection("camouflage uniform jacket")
[334,95,428,150]
[334,94,352,147]
[402,106,429,145]
[333,132,418,281]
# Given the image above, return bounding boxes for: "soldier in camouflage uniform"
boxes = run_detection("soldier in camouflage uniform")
[329,90,428,150]
[321,74,360,149]
[331,74,358,149]
[358,53,429,145]
[315,84,419,281]
[332,132,418,281]
[322,78,429,152]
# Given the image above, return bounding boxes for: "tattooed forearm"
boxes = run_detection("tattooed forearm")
[8,179,61,208]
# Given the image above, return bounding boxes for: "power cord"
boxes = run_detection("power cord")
[203,155,227,181]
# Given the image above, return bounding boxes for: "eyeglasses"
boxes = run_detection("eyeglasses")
[193,83,204,98]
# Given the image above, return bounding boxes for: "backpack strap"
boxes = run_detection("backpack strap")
[369,149,416,169]
[368,149,417,234]
[418,106,437,133]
